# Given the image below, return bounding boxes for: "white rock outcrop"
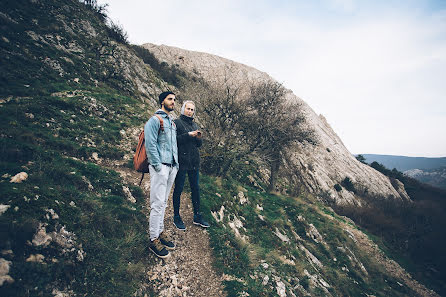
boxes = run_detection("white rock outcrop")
[0,205,10,215]
[0,258,14,286]
[144,43,411,205]
[10,172,28,183]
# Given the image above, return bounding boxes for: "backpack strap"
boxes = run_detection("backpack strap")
[139,172,145,186]
[154,114,164,132]
[139,114,165,186]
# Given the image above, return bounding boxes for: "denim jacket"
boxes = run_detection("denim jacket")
[144,110,178,172]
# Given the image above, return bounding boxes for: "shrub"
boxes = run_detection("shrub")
[106,20,129,44]
[341,177,355,193]
[131,45,187,87]
[334,183,342,192]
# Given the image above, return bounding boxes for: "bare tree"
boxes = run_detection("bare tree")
[181,73,315,189]
[181,74,247,175]
[242,80,316,191]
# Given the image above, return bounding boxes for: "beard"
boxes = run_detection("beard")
[164,104,174,112]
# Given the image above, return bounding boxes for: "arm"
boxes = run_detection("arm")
[175,119,194,145]
[195,134,203,147]
[144,116,161,172]
[194,123,203,147]
[176,131,193,145]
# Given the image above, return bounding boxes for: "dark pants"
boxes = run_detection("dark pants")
[172,169,200,216]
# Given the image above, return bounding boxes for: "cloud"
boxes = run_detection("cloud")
[100,0,446,156]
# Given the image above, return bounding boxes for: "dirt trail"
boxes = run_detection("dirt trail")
[115,165,226,297]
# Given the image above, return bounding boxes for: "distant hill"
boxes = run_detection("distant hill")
[405,167,446,190]
[360,154,446,171]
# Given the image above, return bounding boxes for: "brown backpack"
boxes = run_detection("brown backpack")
[134,114,164,185]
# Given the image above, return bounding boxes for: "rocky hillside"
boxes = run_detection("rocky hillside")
[143,43,410,206]
[1,1,443,296]
[405,167,446,190]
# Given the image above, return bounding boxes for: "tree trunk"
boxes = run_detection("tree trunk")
[268,159,280,192]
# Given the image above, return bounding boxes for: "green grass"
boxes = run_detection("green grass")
[0,85,154,296]
[198,171,421,297]
[0,151,151,296]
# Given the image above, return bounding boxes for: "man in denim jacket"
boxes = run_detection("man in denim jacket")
[145,91,178,258]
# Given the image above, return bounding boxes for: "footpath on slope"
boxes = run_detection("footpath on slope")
[115,165,226,297]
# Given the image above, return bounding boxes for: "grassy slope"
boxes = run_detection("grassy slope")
[0,0,159,296]
[197,161,418,297]
[0,89,157,296]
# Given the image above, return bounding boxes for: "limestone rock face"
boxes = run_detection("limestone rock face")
[143,43,410,205]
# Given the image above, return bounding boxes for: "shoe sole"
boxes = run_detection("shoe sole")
[173,221,186,231]
[149,246,170,259]
[163,244,176,251]
[193,221,210,228]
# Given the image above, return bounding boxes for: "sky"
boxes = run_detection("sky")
[98,0,446,157]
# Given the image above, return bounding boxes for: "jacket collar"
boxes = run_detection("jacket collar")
[155,109,170,118]
[180,114,194,123]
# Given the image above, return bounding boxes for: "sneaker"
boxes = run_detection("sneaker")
[149,238,169,258]
[173,215,186,230]
[193,214,210,228]
[159,232,175,250]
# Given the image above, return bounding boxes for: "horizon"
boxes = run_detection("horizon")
[354,153,446,158]
[98,0,446,158]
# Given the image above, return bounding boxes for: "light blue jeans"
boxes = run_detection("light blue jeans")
[149,164,178,241]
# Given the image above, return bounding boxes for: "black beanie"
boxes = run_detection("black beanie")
[158,91,175,106]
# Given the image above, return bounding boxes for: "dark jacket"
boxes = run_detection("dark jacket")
[174,114,202,170]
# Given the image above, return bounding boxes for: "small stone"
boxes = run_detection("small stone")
[171,275,178,286]
[26,254,45,263]
[1,250,13,256]
[123,186,136,203]
[0,205,10,215]
[276,280,286,297]
[32,224,52,247]
[46,209,59,220]
[262,275,269,285]
[10,172,28,183]
[238,191,248,204]
[0,258,14,286]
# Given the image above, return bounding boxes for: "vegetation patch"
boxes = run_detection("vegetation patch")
[199,171,418,296]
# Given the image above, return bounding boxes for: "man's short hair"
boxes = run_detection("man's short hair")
[159,91,175,106]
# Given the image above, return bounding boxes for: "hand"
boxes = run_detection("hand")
[188,130,199,137]
[152,164,161,172]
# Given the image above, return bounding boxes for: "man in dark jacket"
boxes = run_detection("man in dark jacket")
[172,101,210,230]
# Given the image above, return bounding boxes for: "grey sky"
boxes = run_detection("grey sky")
[98,0,446,157]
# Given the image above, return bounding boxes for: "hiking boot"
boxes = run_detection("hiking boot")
[173,215,186,231]
[159,232,175,250]
[193,214,210,228]
[149,238,169,258]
